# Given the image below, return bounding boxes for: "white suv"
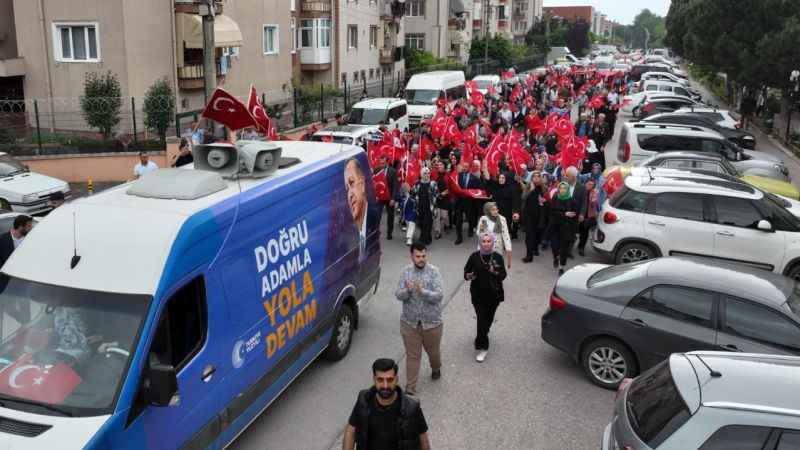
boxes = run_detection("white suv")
[593,170,800,279]
[617,122,788,180]
[672,106,741,129]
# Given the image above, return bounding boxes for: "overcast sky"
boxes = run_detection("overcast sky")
[542,0,672,25]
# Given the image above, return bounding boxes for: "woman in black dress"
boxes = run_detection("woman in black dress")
[522,171,548,263]
[464,233,508,363]
[548,181,579,275]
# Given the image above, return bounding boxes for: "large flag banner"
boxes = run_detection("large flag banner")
[201,88,258,131]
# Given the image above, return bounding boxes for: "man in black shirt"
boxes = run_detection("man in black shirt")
[343,358,431,450]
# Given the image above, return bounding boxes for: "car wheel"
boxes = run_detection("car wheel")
[786,264,800,282]
[582,338,637,390]
[615,243,656,265]
[322,304,354,361]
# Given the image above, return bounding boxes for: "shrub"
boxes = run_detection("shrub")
[80,71,122,140]
[143,78,176,144]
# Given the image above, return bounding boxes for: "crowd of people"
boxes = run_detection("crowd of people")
[359,65,626,274]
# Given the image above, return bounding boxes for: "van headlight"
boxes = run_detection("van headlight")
[22,193,38,203]
[423,113,434,118]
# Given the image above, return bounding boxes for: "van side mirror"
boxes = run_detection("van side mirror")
[145,363,179,407]
[735,151,743,161]
[757,220,773,232]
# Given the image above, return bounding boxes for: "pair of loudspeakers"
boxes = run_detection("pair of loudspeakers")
[192,140,282,178]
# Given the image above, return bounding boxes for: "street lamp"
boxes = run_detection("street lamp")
[787,69,800,142]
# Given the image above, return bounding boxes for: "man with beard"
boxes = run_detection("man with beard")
[0,214,34,322]
[343,358,431,450]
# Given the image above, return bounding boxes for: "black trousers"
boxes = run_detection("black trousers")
[552,230,574,267]
[466,200,480,235]
[524,221,543,258]
[579,217,597,250]
[454,200,467,239]
[418,209,433,244]
[378,201,394,238]
[473,299,500,350]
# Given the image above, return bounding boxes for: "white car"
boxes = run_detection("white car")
[673,106,741,129]
[637,71,690,87]
[0,153,70,215]
[620,91,691,114]
[471,74,501,95]
[311,124,380,147]
[593,170,800,279]
[348,98,408,131]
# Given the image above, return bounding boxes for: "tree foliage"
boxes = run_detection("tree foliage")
[80,71,122,140]
[143,78,175,144]
[524,17,589,56]
[665,0,800,90]
[469,34,514,66]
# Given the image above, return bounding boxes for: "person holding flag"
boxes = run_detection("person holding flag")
[374,155,399,240]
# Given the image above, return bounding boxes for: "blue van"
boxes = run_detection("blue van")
[0,141,381,449]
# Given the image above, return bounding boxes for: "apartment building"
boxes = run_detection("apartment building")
[403,0,472,64]
[335,0,405,91]
[511,0,541,44]
[473,0,514,41]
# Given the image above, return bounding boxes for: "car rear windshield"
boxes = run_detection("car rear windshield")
[587,261,650,288]
[610,186,653,212]
[626,361,691,448]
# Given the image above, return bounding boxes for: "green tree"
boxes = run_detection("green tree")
[469,34,514,66]
[142,78,176,144]
[80,71,122,140]
[405,47,449,71]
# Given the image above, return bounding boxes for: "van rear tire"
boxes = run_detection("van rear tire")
[323,304,354,361]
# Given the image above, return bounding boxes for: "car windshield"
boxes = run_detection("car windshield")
[0,155,27,177]
[348,108,387,125]
[0,277,149,416]
[474,80,492,89]
[310,135,355,145]
[596,62,613,70]
[406,89,441,105]
[587,261,651,288]
[626,361,691,448]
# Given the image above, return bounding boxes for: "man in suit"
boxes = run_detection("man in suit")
[454,161,485,245]
[374,155,398,240]
[345,158,380,262]
[0,215,33,323]
[563,166,586,259]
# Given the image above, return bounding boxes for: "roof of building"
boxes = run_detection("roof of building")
[4,141,363,296]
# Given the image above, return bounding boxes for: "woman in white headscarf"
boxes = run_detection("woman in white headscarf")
[477,201,512,268]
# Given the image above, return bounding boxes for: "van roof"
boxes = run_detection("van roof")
[406,71,465,89]
[314,124,378,138]
[5,141,363,295]
[472,75,499,82]
[352,97,406,110]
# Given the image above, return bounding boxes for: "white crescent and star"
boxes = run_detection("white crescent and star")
[213,97,237,113]
[8,364,41,389]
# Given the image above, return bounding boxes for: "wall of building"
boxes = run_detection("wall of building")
[20,151,168,182]
[0,0,18,60]
[335,0,381,88]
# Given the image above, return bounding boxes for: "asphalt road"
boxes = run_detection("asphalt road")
[229,74,800,450]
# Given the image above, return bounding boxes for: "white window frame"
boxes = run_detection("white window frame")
[263,24,279,55]
[318,18,331,48]
[347,25,358,49]
[405,34,425,50]
[405,0,425,17]
[290,18,297,54]
[369,25,378,49]
[52,21,101,63]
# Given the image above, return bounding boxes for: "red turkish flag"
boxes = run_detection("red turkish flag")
[247,85,270,133]
[470,91,485,108]
[502,70,515,80]
[545,113,561,134]
[201,88,258,131]
[367,138,393,169]
[444,117,462,145]
[526,114,545,134]
[465,80,478,95]
[431,110,448,139]
[484,134,507,178]
[405,157,421,187]
[447,170,489,199]
[604,167,625,196]
[0,355,82,404]
[555,117,575,139]
[560,136,587,170]
[460,142,475,165]
[487,84,498,96]
[372,170,391,202]
[506,133,530,177]
[420,135,435,160]
[436,95,448,109]
[510,84,522,102]
[589,95,606,110]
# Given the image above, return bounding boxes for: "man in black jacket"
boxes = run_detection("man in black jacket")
[343,358,431,450]
[0,215,33,322]
[374,156,398,240]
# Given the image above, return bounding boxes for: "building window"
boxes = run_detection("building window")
[319,19,331,48]
[369,68,374,79]
[348,25,358,49]
[405,0,425,17]
[405,33,425,50]
[300,19,313,48]
[263,25,279,55]
[291,18,297,53]
[498,5,506,20]
[342,72,347,84]
[53,22,100,62]
[369,25,378,48]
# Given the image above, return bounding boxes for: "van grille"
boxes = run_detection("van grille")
[0,416,51,437]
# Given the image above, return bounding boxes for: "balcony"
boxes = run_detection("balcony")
[177,62,226,90]
[0,58,25,78]
[381,0,404,22]
[300,47,331,71]
[498,19,507,28]
[473,19,482,28]
[174,0,224,14]
[302,0,331,14]
[379,48,394,65]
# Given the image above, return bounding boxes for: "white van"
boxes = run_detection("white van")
[471,75,501,95]
[311,124,380,148]
[642,80,700,101]
[348,98,409,131]
[404,71,466,126]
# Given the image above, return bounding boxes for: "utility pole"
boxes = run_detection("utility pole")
[483,0,490,66]
[201,0,216,105]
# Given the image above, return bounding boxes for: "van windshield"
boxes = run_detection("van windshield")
[310,135,355,145]
[406,89,441,105]
[348,108,387,125]
[0,277,149,416]
[474,80,493,89]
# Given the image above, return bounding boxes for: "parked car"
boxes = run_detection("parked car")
[629,64,673,81]
[636,96,700,118]
[640,80,701,102]
[640,152,797,199]
[603,352,800,449]
[641,112,756,149]
[0,153,70,215]
[621,91,690,114]
[617,122,788,181]
[636,71,690,87]
[543,256,800,389]
[673,106,742,130]
[471,74,501,95]
[311,124,380,147]
[593,171,800,279]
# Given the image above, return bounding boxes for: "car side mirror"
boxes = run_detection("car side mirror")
[735,152,743,161]
[757,220,773,232]
[144,363,179,407]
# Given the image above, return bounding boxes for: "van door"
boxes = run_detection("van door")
[126,276,226,450]
[644,192,715,257]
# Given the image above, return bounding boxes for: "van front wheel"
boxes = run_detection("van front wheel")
[323,304,354,361]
